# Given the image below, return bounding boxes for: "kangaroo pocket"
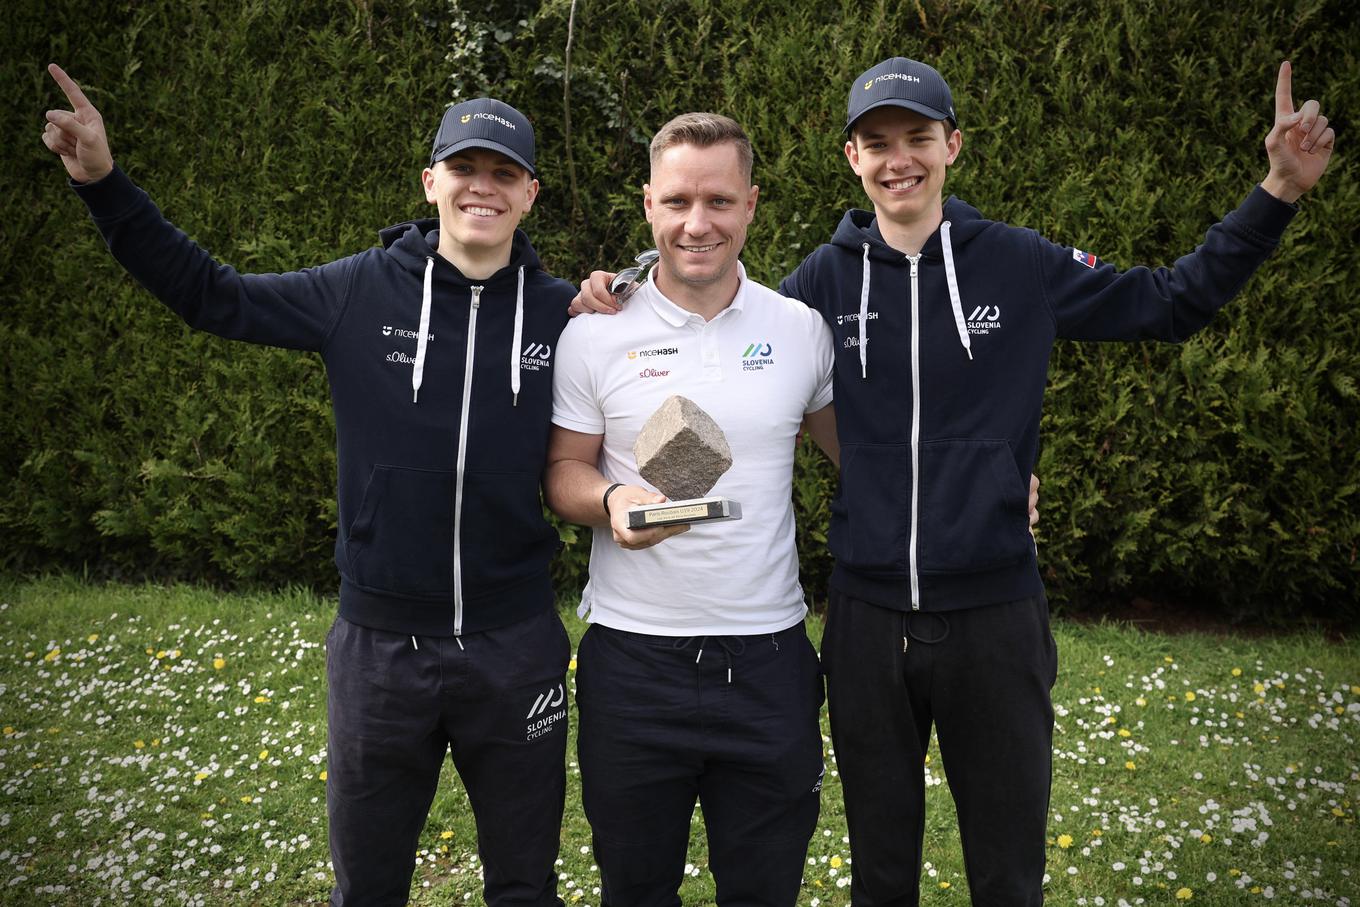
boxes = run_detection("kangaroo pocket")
[458,469,559,595]
[917,439,1032,573]
[833,442,910,571]
[344,465,454,598]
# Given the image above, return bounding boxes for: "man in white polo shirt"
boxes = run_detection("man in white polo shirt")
[545,112,836,906]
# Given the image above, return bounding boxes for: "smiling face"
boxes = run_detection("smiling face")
[643,141,758,304]
[845,105,961,233]
[422,148,538,263]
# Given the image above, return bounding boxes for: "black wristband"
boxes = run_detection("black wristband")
[602,482,624,517]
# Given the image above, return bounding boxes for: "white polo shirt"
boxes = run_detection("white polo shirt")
[552,263,834,635]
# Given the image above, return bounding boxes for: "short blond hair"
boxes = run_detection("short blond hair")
[649,112,753,183]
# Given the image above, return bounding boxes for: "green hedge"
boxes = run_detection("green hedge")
[5,0,1357,619]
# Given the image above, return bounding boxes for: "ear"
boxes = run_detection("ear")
[421,166,438,205]
[945,128,963,166]
[745,184,759,224]
[523,177,540,212]
[643,183,654,223]
[843,139,862,176]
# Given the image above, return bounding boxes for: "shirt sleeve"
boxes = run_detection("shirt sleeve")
[805,306,835,414]
[551,315,605,435]
[73,166,351,352]
[1041,185,1297,342]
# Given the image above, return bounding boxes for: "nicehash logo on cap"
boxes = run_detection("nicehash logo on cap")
[846,57,957,133]
[431,98,536,175]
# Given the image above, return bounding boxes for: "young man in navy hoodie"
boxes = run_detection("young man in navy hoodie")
[773,58,1334,905]
[43,63,575,907]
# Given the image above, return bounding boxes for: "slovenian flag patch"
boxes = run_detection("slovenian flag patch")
[1072,248,1097,268]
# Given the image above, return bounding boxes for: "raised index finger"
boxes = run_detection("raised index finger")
[47,63,93,111]
[1275,60,1295,119]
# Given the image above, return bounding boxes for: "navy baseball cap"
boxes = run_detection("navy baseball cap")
[845,57,957,134]
[431,98,536,175]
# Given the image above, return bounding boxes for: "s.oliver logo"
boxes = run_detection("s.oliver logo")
[638,368,670,378]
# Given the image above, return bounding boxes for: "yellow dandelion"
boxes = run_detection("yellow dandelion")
[939,881,951,889]
[1229,868,1241,877]
[569,658,578,671]
[254,695,270,703]
[1164,656,1174,663]
[1093,687,1101,694]
[240,795,253,803]
[1253,682,1266,694]
[1184,691,1196,702]
[440,830,454,840]
[151,738,160,747]
[1091,829,1102,837]
[213,657,226,670]
[830,856,843,868]
[1057,834,1073,848]
[1135,697,1147,707]
[134,739,145,749]
[1105,716,1117,725]
[1125,761,1137,770]
[1118,728,1132,738]
[258,749,269,760]
[2,727,14,736]
[1200,833,1212,843]
[170,649,181,658]
[155,650,167,659]
[194,771,209,781]
[1231,667,1242,676]
[1250,886,1261,894]
[88,633,99,643]
[1331,807,1344,817]
[1351,685,1360,695]
[319,770,328,781]
[44,648,60,662]
[145,647,154,655]
[1175,887,1193,900]
[1335,706,1345,715]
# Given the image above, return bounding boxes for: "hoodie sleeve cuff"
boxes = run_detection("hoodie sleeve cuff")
[1235,184,1299,243]
[70,164,144,220]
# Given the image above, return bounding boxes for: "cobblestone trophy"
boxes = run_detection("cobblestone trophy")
[608,250,742,529]
[628,395,742,529]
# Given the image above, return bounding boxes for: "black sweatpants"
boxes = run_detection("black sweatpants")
[576,622,825,907]
[326,609,570,907]
[821,590,1057,907]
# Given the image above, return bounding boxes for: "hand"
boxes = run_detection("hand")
[1028,473,1040,533]
[606,484,690,549]
[42,64,114,184]
[568,270,623,317]
[1260,61,1334,203]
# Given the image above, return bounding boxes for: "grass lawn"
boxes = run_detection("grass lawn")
[1,576,1356,905]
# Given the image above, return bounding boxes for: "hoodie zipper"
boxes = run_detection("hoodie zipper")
[907,254,922,611]
[452,285,483,636]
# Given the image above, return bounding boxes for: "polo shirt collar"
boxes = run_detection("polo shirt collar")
[643,261,749,326]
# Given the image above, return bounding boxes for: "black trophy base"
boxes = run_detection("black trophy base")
[626,496,742,529]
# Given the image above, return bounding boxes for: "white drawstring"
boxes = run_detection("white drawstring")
[412,257,435,402]
[859,243,871,378]
[940,221,972,360]
[510,266,525,406]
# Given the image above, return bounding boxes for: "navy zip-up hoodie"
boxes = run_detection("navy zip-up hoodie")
[779,186,1296,612]
[75,166,573,635]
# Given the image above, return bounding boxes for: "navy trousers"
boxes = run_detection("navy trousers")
[576,622,825,907]
[821,590,1058,906]
[326,609,570,906]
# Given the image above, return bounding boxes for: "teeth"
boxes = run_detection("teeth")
[463,206,499,217]
[681,244,718,252]
[885,177,922,190]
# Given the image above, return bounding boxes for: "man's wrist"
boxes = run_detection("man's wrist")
[601,482,624,519]
[1260,173,1302,205]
